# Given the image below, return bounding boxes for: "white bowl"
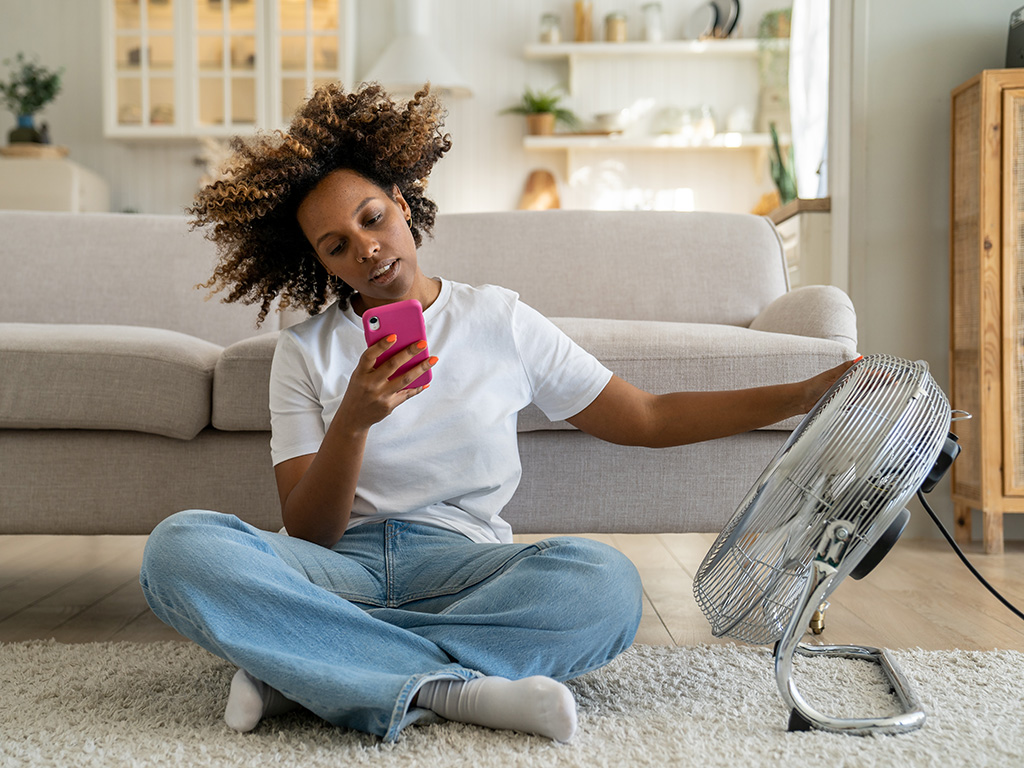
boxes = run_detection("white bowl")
[594,110,629,133]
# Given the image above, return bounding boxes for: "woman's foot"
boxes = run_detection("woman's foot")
[224,668,301,732]
[414,675,577,742]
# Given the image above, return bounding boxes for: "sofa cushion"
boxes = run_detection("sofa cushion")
[0,323,221,440]
[420,210,789,328]
[211,318,854,434]
[0,211,275,346]
[212,332,279,431]
[517,318,856,432]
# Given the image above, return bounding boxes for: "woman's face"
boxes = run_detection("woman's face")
[297,168,435,312]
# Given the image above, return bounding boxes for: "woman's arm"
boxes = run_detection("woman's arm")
[275,335,437,548]
[566,359,858,448]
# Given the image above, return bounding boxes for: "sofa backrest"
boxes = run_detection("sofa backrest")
[420,210,789,327]
[1,208,788,343]
[0,210,272,347]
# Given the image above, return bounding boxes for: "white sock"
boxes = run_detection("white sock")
[414,675,578,742]
[224,668,301,733]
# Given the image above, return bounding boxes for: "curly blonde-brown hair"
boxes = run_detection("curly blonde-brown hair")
[189,82,452,324]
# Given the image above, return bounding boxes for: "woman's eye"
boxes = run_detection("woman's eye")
[328,241,345,256]
[367,213,382,226]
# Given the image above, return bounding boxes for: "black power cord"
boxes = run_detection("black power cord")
[915,489,1024,623]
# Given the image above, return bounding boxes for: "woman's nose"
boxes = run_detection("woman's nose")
[355,235,380,263]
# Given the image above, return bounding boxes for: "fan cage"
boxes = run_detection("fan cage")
[693,355,951,645]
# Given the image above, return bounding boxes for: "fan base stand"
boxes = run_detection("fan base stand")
[787,709,813,732]
[808,604,827,634]
[775,557,926,736]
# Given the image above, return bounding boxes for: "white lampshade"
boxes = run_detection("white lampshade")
[363,0,472,98]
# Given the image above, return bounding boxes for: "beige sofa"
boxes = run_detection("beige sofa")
[0,209,857,536]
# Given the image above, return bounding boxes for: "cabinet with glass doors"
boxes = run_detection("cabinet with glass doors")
[103,0,353,138]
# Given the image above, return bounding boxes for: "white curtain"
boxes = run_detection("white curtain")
[788,0,830,198]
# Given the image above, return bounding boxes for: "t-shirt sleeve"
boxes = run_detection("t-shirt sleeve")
[512,299,613,421]
[269,331,327,466]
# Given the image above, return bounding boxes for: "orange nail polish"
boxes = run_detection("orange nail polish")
[385,334,397,343]
[428,356,439,366]
[416,340,427,350]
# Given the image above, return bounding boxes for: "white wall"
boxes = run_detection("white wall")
[848,0,1023,539]
[0,0,782,214]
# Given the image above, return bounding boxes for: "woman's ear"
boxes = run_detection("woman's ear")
[391,184,412,222]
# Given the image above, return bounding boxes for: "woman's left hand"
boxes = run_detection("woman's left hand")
[795,355,862,415]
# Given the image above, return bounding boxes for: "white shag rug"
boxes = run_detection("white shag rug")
[2,641,1022,767]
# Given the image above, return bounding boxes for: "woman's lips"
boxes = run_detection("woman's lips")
[369,259,398,285]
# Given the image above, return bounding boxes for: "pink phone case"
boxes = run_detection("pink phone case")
[362,300,432,390]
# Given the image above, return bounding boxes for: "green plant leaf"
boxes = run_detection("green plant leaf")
[0,52,63,116]
[501,85,579,128]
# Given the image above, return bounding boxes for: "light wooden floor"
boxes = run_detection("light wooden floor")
[1,533,1023,651]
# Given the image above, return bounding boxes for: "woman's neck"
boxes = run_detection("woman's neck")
[351,275,442,315]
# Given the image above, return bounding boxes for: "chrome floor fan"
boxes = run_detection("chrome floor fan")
[693,354,963,735]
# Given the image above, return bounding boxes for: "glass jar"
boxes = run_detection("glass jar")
[642,3,663,42]
[539,13,561,44]
[574,2,593,42]
[605,12,627,43]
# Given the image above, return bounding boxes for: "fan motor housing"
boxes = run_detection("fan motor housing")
[920,433,961,494]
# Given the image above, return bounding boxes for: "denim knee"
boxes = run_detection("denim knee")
[537,537,643,630]
[140,509,239,595]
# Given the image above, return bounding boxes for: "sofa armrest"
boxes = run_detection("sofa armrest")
[748,285,857,351]
[212,332,279,431]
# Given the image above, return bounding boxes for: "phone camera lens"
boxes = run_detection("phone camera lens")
[369,317,380,331]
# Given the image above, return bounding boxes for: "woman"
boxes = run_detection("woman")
[140,82,854,744]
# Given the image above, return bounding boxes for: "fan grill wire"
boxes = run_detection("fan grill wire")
[693,356,951,645]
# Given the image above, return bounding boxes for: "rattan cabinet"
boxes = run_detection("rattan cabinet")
[950,69,1024,554]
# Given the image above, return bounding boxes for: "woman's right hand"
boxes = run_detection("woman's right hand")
[336,334,437,431]
[276,335,435,547]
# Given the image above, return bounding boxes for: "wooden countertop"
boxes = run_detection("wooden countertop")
[769,197,831,225]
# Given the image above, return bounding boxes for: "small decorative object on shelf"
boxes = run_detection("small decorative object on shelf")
[539,13,562,44]
[642,3,663,42]
[605,12,628,43]
[517,169,561,210]
[685,2,719,40]
[0,52,63,145]
[501,86,580,135]
[574,1,593,42]
[714,0,741,39]
[757,7,791,132]
[758,6,791,39]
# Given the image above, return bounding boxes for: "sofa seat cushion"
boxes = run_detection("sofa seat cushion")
[517,318,856,433]
[212,318,854,435]
[0,323,221,440]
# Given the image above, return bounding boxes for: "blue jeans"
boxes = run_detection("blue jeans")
[139,510,642,741]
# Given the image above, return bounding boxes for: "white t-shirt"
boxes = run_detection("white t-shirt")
[269,278,612,544]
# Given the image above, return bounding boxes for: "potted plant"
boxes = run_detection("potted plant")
[502,86,579,135]
[768,122,796,205]
[0,52,63,144]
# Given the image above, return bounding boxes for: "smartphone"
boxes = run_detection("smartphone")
[362,299,432,390]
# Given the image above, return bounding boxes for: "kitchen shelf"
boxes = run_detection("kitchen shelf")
[525,132,788,178]
[524,132,783,151]
[525,39,775,59]
[525,39,788,92]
